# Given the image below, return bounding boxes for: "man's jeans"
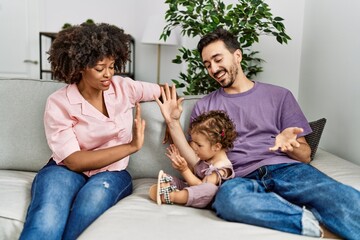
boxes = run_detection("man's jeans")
[20,160,133,240]
[213,163,360,239]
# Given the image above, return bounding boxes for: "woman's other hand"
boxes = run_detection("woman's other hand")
[130,102,146,151]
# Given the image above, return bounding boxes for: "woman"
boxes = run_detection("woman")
[20,23,161,240]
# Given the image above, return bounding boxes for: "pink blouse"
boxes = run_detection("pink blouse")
[44,76,161,176]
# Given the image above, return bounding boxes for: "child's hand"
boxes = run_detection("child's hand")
[166,144,189,172]
[171,154,189,172]
[166,144,180,157]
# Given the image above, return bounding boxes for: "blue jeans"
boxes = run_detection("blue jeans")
[20,160,132,240]
[212,163,360,239]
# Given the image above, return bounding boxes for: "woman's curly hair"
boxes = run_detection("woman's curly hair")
[48,22,130,84]
[189,110,237,151]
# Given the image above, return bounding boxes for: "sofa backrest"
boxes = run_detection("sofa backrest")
[0,78,203,179]
[128,95,202,179]
[0,78,66,171]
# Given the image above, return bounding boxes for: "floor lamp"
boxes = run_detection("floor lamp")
[142,15,179,84]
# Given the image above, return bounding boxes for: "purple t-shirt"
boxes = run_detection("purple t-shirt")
[190,81,312,177]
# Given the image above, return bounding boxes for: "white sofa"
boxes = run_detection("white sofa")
[1,78,359,240]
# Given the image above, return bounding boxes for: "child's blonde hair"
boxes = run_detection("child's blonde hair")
[189,110,237,150]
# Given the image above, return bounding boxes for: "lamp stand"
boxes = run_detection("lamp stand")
[156,44,161,84]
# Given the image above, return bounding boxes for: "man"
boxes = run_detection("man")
[156,28,360,239]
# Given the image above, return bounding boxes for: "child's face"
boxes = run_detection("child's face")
[190,132,217,161]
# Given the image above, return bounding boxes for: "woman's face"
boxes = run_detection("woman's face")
[80,57,115,91]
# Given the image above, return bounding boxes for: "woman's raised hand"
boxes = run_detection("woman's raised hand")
[130,102,146,151]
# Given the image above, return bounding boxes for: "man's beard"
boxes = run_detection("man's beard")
[222,64,238,88]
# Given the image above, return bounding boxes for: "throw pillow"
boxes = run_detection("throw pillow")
[305,118,327,160]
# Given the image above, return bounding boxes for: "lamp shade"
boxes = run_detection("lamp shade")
[142,15,179,46]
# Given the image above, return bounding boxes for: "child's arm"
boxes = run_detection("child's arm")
[182,164,230,186]
[155,85,199,167]
[180,168,202,186]
[202,163,232,186]
[202,171,223,186]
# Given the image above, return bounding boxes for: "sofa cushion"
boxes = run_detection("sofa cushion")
[305,118,326,160]
[128,95,203,179]
[77,178,315,240]
[0,170,36,240]
[0,79,65,172]
[311,148,360,191]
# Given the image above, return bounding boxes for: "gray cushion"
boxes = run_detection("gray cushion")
[128,95,203,179]
[0,78,65,171]
[305,118,327,160]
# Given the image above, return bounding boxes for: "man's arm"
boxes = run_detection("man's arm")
[285,136,311,163]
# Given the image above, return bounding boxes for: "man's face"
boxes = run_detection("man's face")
[201,40,241,88]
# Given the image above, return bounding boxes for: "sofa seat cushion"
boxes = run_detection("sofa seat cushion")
[311,148,360,191]
[0,170,35,240]
[78,178,315,240]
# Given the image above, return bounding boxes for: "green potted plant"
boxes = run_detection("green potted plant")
[161,0,291,95]
[62,19,95,29]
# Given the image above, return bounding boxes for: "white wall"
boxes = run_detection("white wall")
[39,0,180,85]
[254,0,305,98]
[299,0,360,165]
